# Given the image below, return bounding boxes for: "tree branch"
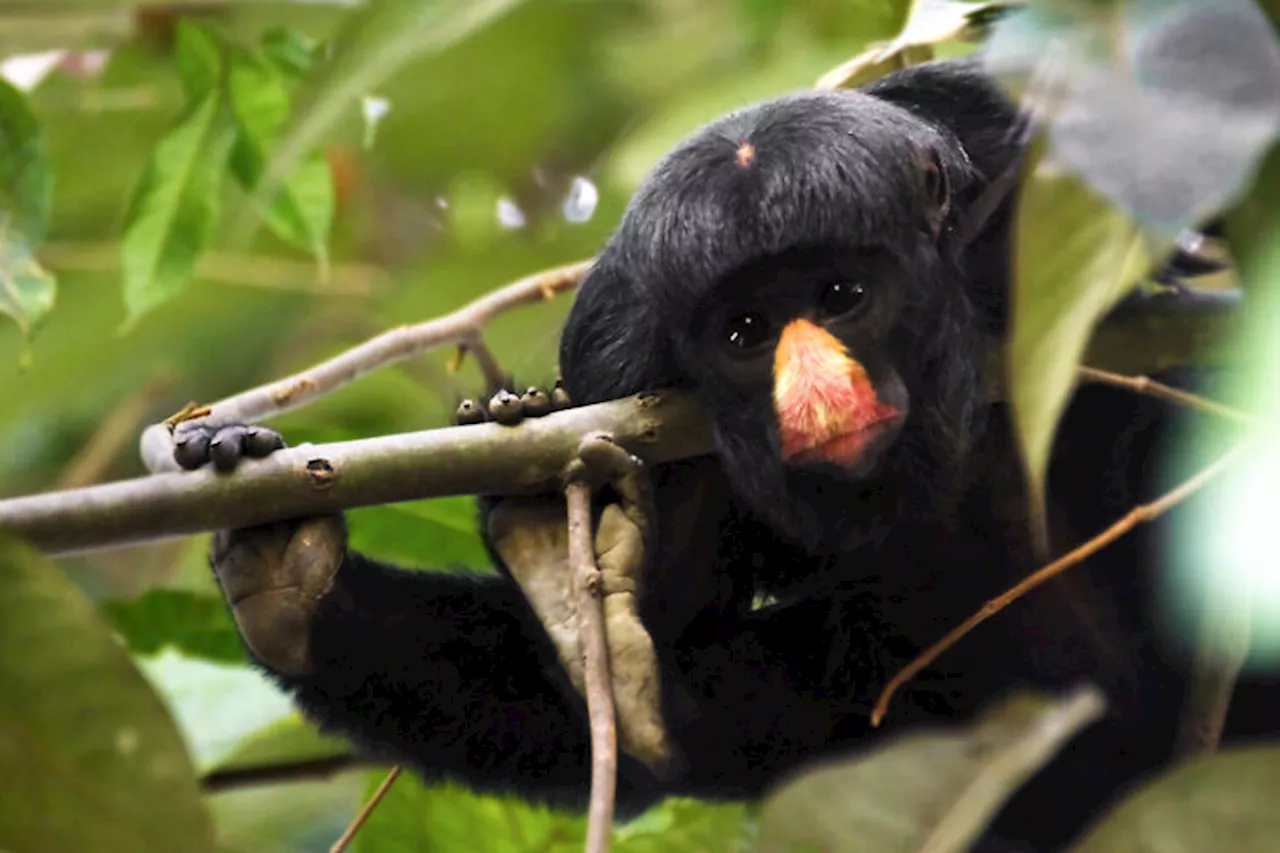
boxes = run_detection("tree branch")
[1,392,712,556]
[566,473,617,853]
[138,259,591,475]
[871,440,1252,726]
[0,282,1243,557]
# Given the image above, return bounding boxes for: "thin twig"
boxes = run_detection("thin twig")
[1077,365,1253,423]
[871,440,1251,727]
[1175,581,1253,756]
[201,755,374,793]
[1079,364,1254,755]
[329,765,402,853]
[138,259,592,474]
[565,476,617,853]
[463,335,509,392]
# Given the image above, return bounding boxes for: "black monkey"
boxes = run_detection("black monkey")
[176,58,1268,849]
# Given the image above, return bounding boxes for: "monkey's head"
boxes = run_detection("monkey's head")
[560,63,1019,554]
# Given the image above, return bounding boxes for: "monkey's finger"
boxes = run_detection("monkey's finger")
[455,398,486,426]
[487,389,524,425]
[579,434,654,534]
[243,425,286,458]
[520,386,551,417]
[173,428,213,470]
[209,425,250,472]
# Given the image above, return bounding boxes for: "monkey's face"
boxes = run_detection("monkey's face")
[675,242,970,553]
[686,245,911,480]
[560,87,992,554]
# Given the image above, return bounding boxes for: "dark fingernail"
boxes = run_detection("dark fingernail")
[488,390,523,426]
[244,426,285,457]
[210,437,242,472]
[455,399,486,425]
[520,387,551,417]
[174,433,211,470]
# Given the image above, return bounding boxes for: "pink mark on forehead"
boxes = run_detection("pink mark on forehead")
[735,141,756,169]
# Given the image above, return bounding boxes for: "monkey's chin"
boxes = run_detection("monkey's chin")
[786,415,905,478]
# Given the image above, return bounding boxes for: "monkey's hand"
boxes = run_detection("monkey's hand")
[475,386,672,774]
[172,420,346,679]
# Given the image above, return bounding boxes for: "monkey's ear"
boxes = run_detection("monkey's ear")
[559,257,675,405]
[918,144,952,239]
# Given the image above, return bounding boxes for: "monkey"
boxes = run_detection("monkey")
[173,57,1269,850]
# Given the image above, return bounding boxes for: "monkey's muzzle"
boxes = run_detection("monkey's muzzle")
[772,318,907,473]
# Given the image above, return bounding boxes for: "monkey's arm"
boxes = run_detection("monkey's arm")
[208,513,608,803]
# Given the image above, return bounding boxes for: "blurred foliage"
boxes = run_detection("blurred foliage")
[0,0,1277,851]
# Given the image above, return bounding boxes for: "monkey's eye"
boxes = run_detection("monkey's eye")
[818,281,869,319]
[725,312,771,352]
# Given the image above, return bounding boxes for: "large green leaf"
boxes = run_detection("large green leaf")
[0,535,215,853]
[101,589,245,664]
[0,76,52,243]
[226,45,333,266]
[1007,160,1150,544]
[120,92,238,328]
[0,75,56,351]
[757,687,1105,853]
[1071,747,1280,852]
[244,0,524,233]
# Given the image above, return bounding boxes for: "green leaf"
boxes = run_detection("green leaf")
[175,19,223,100]
[0,535,216,853]
[261,26,322,79]
[0,76,52,243]
[613,798,755,853]
[757,687,1106,853]
[0,221,56,349]
[1071,747,1280,853]
[0,74,56,352]
[353,775,583,853]
[1007,157,1150,547]
[101,589,245,664]
[120,92,237,328]
[346,495,490,570]
[226,46,333,266]
[244,0,524,235]
[352,774,752,853]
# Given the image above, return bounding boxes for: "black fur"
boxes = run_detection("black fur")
[196,57,1273,851]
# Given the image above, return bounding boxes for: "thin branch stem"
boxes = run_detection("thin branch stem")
[138,258,592,474]
[1077,365,1253,423]
[465,335,509,392]
[871,440,1251,727]
[330,766,402,853]
[565,476,617,853]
